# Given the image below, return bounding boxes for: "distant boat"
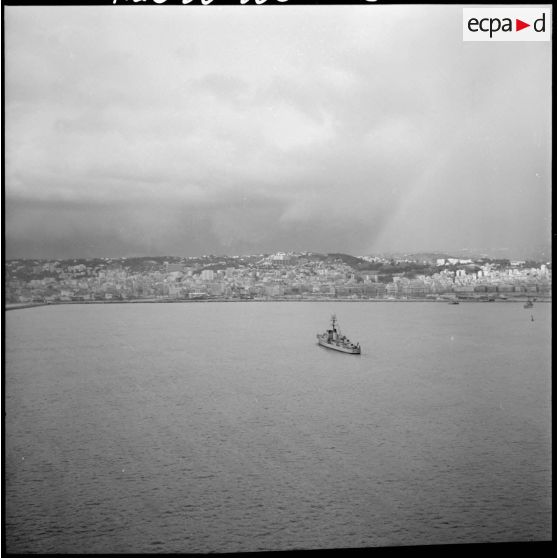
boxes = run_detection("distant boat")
[448,299,459,305]
[317,314,361,354]
[524,299,534,309]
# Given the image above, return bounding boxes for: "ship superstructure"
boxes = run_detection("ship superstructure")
[316,314,361,354]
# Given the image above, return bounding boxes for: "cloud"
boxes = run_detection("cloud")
[4,5,552,259]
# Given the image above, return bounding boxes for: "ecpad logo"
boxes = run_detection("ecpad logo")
[463,8,551,42]
[468,13,546,37]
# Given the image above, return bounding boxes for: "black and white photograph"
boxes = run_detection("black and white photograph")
[3,1,554,554]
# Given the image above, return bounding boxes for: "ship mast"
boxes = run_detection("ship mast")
[331,314,339,336]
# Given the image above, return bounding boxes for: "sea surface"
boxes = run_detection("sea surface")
[5,301,553,553]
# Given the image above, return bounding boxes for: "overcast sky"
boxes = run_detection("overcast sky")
[4,5,552,260]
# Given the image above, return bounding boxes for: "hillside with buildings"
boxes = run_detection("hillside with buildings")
[4,252,552,305]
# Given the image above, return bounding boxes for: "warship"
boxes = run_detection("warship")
[317,314,361,354]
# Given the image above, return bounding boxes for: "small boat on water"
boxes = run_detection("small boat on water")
[524,299,534,309]
[448,299,459,305]
[317,314,361,354]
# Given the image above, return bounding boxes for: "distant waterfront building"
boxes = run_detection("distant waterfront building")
[167,284,181,298]
[386,283,398,296]
[270,252,293,265]
[200,269,215,281]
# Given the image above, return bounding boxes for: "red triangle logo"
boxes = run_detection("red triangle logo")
[516,19,530,31]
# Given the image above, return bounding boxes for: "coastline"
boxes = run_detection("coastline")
[5,296,551,311]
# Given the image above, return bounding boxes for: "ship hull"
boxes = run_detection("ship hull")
[317,337,361,354]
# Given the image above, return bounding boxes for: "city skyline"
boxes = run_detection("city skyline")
[3,245,553,263]
[5,5,552,261]
[6,249,551,307]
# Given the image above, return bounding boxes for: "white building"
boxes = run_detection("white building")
[200,269,215,281]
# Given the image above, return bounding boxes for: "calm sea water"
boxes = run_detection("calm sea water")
[5,301,552,553]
